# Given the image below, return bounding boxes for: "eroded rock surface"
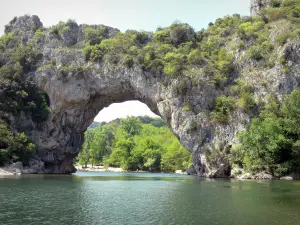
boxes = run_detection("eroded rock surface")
[250,0,271,16]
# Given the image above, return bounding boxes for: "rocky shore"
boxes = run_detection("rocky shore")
[1,162,299,180]
[0,168,15,176]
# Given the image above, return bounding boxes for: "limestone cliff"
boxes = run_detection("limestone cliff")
[1,0,300,177]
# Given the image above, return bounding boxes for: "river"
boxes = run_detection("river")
[0,172,300,225]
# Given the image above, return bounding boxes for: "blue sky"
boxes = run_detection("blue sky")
[1,0,250,32]
[0,0,250,122]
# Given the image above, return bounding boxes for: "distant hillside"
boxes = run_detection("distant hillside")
[89,116,166,129]
[88,121,101,129]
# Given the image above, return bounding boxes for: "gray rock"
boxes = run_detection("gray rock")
[280,176,293,180]
[280,174,300,180]
[250,0,271,16]
[61,20,79,46]
[7,162,23,173]
[237,172,274,180]
[186,165,197,175]
[230,167,244,177]
[253,172,274,180]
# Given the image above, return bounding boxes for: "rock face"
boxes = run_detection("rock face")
[250,0,271,16]
[2,3,300,177]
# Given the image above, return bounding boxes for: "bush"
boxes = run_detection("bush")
[0,64,50,121]
[246,45,263,60]
[169,22,195,46]
[282,0,299,7]
[83,44,104,61]
[182,104,191,112]
[231,88,300,176]
[125,30,149,46]
[83,26,106,45]
[123,55,134,68]
[200,38,218,57]
[187,49,205,66]
[238,21,265,38]
[270,0,282,7]
[237,117,287,175]
[163,52,185,77]
[210,95,236,124]
[267,8,284,21]
[0,120,36,166]
[153,22,195,47]
[153,29,171,44]
[279,56,286,65]
[215,48,234,75]
[281,0,300,22]
[237,92,255,111]
[276,33,290,46]
[163,63,178,77]
[0,33,14,50]
[261,41,274,51]
[33,28,46,42]
[212,74,227,88]
[156,44,175,56]
[12,44,40,72]
[246,39,274,63]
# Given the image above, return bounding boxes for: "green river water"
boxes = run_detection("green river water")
[0,172,300,225]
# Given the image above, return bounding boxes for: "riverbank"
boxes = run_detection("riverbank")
[2,163,298,179]
[75,165,125,172]
[75,164,187,174]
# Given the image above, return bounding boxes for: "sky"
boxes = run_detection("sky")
[0,0,250,122]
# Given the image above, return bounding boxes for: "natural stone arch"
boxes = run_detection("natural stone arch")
[0,12,252,177]
[34,56,214,174]
[2,15,226,176]
[0,15,223,176]
[4,0,298,177]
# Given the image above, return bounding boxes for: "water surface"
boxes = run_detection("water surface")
[0,172,300,225]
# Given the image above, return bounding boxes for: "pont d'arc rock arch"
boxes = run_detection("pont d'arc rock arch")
[34,46,216,175]
[1,15,222,176]
[4,0,268,176]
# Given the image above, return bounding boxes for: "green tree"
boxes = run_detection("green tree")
[135,137,164,171]
[0,120,35,166]
[89,124,115,165]
[210,95,236,124]
[238,118,287,175]
[231,89,300,176]
[120,116,142,137]
[78,129,94,167]
[161,141,191,171]
[80,116,192,172]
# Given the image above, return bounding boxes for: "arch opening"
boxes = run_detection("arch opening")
[75,100,192,173]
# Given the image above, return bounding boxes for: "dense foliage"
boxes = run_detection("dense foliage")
[0,120,36,166]
[230,89,300,176]
[77,116,192,172]
[81,0,300,74]
[0,21,50,166]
